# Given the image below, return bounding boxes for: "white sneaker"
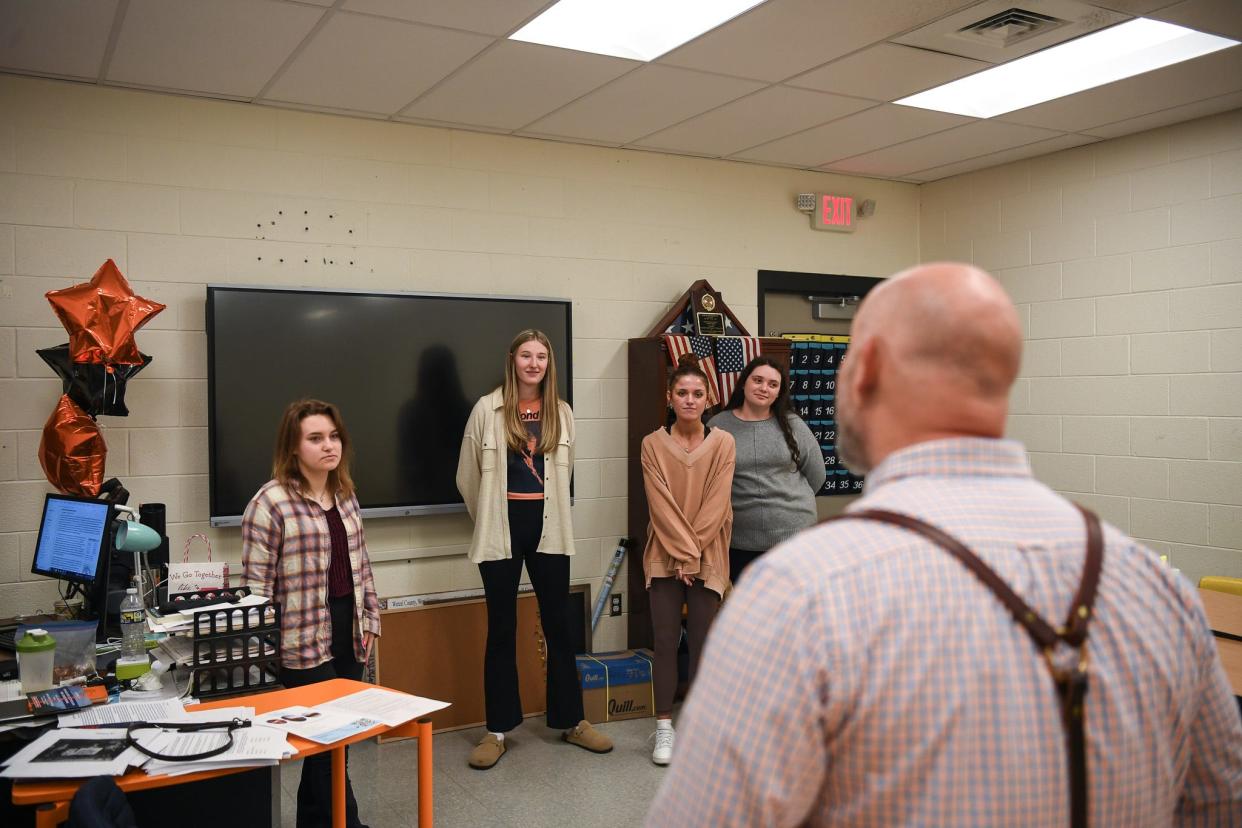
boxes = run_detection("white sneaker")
[652,726,674,766]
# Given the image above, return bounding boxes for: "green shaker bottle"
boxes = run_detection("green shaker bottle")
[17,628,56,693]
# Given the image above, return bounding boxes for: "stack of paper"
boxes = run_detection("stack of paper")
[319,687,450,727]
[148,595,270,635]
[59,698,186,727]
[0,728,145,779]
[139,726,293,777]
[257,705,379,745]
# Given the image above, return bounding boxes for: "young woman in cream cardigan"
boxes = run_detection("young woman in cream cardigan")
[641,354,735,766]
[456,329,612,770]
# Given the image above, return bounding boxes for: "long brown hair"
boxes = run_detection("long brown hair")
[271,399,356,498]
[502,330,562,453]
[723,355,801,469]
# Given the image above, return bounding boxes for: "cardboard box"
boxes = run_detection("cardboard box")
[575,649,654,723]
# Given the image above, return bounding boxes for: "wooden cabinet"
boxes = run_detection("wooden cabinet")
[376,593,546,733]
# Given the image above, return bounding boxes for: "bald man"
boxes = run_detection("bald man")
[646,263,1242,827]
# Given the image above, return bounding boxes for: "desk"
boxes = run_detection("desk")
[1200,588,1242,696]
[12,679,434,828]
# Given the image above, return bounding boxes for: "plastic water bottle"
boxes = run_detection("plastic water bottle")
[119,587,146,661]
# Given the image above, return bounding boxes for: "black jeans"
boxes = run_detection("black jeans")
[279,594,367,828]
[478,500,584,732]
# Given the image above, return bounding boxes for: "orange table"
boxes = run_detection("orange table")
[1200,588,1242,696]
[11,678,435,828]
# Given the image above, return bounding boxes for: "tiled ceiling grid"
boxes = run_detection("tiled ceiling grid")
[1,0,1240,181]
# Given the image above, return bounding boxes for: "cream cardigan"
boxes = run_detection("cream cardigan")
[455,387,576,563]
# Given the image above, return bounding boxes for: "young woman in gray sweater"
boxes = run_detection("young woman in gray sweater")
[708,356,826,582]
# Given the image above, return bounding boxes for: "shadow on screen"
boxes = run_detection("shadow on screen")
[399,345,473,504]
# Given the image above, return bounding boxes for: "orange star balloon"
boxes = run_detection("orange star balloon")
[46,259,165,365]
[39,395,107,497]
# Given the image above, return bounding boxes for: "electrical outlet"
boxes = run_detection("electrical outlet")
[610,594,623,616]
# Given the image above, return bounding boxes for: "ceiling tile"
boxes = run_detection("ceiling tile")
[823,121,1066,178]
[108,0,324,97]
[520,65,764,145]
[264,11,493,114]
[1087,0,1183,12]
[633,85,872,157]
[0,0,118,79]
[907,133,1101,181]
[342,0,549,35]
[998,45,1242,132]
[731,104,970,167]
[1151,0,1242,40]
[1081,90,1242,138]
[659,0,972,82]
[788,43,988,102]
[401,41,636,131]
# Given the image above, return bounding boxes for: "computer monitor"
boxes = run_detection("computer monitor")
[31,493,112,585]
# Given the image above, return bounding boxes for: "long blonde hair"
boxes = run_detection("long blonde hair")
[272,399,356,498]
[502,329,562,453]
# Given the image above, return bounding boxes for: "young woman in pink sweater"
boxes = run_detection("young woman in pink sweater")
[640,354,735,765]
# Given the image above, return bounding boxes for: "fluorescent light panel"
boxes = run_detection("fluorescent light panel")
[510,0,767,62]
[896,18,1239,119]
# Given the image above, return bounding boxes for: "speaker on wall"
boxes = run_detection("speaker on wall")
[139,503,169,568]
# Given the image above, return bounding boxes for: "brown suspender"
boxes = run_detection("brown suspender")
[824,506,1104,828]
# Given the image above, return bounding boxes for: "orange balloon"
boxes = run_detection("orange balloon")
[39,395,107,497]
[45,259,165,365]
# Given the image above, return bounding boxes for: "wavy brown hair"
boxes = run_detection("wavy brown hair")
[723,355,801,469]
[272,399,355,498]
[502,329,562,453]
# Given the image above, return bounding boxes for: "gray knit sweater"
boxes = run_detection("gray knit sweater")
[706,410,826,552]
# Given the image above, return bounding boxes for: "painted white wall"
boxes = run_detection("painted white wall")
[920,108,1242,587]
[0,75,921,642]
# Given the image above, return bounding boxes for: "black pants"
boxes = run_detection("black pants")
[279,594,366,828]
[478,500,584,732]
[730,547,766,585]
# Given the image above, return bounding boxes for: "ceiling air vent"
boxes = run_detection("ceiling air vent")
[953,8,1069,49]
[891,0,1127,63]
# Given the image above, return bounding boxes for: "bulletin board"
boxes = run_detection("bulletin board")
[785,334,864,496]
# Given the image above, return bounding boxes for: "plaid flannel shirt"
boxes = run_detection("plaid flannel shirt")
[242,480,381,670]
[648,438,1242,827]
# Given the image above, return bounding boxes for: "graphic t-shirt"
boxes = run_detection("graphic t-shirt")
[507,398,544,500]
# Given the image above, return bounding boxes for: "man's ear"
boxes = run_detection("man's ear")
[848,338,879,403]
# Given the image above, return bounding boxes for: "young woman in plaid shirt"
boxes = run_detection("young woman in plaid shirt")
[243,399,380,828]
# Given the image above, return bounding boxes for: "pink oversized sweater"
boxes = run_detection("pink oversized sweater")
[640,427,735,598]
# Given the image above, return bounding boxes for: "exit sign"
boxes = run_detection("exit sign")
[813,194,855,233]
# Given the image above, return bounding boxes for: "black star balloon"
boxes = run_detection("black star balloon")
[37,344,153,417]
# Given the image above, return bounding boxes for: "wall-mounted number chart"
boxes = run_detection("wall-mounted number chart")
[785,334,864,496]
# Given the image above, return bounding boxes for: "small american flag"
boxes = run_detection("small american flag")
[663,334,720,406]
[714,336,763,401]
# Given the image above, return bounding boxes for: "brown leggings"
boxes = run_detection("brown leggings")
[648,576,721,716]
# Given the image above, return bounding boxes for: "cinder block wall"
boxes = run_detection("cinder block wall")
[0,75,921,638]
[920,109,1242,586]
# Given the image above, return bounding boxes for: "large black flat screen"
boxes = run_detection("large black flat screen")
[207,287,571,524]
